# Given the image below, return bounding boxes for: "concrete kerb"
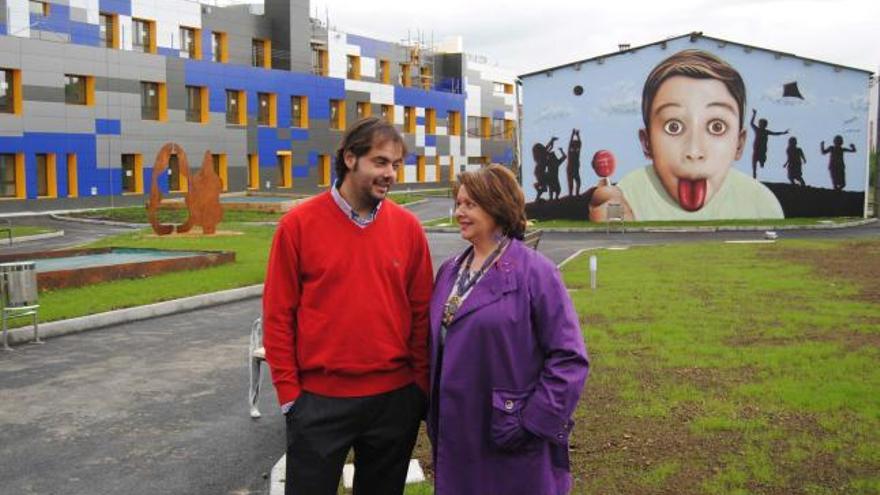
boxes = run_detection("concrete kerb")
[4,230,66,245]
[423,217,878,234]
[3,284,263,347]
[50,214,146,229]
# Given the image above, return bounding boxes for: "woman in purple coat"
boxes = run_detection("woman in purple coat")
[428,165,590,495]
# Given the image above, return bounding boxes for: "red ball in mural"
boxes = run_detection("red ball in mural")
[592,150,616,178]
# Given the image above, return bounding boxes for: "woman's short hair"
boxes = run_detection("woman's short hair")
[454,165,527,240]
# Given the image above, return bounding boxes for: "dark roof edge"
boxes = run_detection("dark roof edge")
[518,32,874,79]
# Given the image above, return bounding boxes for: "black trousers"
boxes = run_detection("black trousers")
[285,383,426,495]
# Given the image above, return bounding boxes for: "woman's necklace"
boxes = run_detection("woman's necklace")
[442,237,510,327]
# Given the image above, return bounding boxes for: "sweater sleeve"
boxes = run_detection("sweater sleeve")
[262,220,302,405]
[407,219,434,394]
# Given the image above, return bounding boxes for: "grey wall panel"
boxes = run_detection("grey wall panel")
[23,85,65,103]
[0,115,24,135]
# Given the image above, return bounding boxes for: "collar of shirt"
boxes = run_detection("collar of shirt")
[330,184,382,228]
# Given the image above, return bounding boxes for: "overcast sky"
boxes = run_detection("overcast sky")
[311,0,880,77]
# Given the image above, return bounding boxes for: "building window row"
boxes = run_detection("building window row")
[0,65,502,139]
[0,148,463,200]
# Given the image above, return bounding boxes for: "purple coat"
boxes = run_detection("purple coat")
[427,239,589,495]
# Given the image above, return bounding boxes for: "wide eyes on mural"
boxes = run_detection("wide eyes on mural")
[707,119,727,136]
[663,119,684,136]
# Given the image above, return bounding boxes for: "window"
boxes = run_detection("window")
[492,82,506,93]
[466,116,482,137]
[168,153,184,192]
[381,104,394,123]
[121,154,143,194]
[0,69,21,115]
[185,86,203,123]
[447,111,460,136]
[99,13,117,48]
[291,95,308,128]
[141,82,159,120]
[211,154,227,191]
[379,60,390,84]
[66,154,78,198]
[347,55,360,80]
[420,66,432,90]
[247,154,259,190]
[257,92,276,127]
[417,156,426,182]
[0,154,19,198]
[180,27,200,59]
[329,100,345,130]
[277,153,292,188]
[425,108,436,134]
[318,154,331,187]
[132,18,155,54]
[36,154,56,198]
[65,74,91,105]
[481,117,491,139]
[492,118,504,140]
[252,39,270,68]
[356,101,371,120]
[404,106,416,133]
[399,63,411,87]
[212,32,228,63]
[226,90,245,125]
[504,119,515,140]
[29,0,49,16]
[504,83,514,95]
[312,45,328,76]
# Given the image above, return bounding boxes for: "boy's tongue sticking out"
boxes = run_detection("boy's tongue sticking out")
[678,178,707,211]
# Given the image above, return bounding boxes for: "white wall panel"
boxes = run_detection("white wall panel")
[360,56,375,79]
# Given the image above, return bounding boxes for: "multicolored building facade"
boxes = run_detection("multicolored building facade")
[0,0,518,212]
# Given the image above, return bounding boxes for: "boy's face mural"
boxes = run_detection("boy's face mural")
[638,75,746,211]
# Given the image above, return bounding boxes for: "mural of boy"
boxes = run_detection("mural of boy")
[589,49,784,221]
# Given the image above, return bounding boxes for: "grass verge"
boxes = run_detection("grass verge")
[8,224,274,327]
[423,216,867,229]
[552,239,880,494]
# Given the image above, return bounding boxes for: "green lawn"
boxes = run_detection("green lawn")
[423,216,867,229]
[19,224,275,326]
[64,190,445,225]
[65,206,283,224]
[556,239,880,494]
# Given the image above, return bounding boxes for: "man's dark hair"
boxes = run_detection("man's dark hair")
[334,117,407,186]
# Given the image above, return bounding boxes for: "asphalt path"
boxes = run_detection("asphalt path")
[0,215,136,256]
[1,208,878,495]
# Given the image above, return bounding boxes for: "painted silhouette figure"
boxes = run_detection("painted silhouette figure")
[566,129,582,196]
[782,137,807,186]
[821,135,856,190]
[750,109,788,179]
[546,144,566,200]
[531,137,554,200]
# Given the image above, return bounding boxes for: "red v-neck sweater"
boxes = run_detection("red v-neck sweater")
[262,192,433,405]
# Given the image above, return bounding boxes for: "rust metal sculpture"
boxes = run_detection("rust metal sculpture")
[147,143,224,235]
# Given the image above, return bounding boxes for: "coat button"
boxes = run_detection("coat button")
[504,400,514,410]
[556,433,565,440]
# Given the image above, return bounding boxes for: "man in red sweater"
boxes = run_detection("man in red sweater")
[263,117,433,495]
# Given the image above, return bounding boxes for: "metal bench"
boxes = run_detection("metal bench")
[248,317,265,418]
[606,203,626,234]
[523,229,543,251]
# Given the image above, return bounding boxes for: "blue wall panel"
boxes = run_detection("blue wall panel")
[99,0,132,16]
